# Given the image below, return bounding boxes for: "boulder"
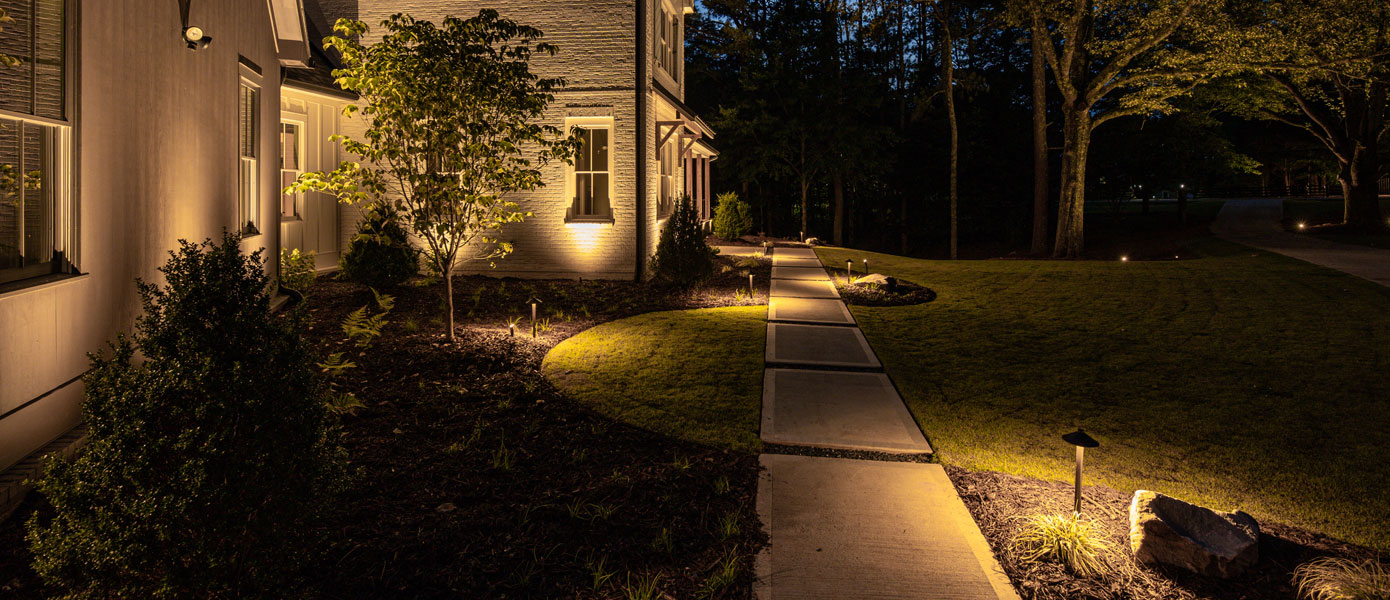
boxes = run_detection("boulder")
[852,274,890,286]
[1129,490,1259,578]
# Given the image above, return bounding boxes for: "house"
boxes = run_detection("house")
[0,0,717,511]
[0,0,312,512]
[298,0,719,280]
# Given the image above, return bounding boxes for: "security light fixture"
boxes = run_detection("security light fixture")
[526,296,542,338]
[183,26,212,50]
[1062,429,1099,515]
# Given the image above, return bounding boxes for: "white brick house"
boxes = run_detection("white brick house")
[295,0,718,280]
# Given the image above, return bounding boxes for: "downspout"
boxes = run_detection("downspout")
[635,0,648,281]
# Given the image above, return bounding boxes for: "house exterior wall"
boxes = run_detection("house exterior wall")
[0,0,283,471]
[280,87,344,271]
[323,0,695,280]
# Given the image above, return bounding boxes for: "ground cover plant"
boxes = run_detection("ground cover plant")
[814,242,1390,551]
[0,251,770,599]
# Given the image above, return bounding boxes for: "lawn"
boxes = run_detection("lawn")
[543,306,768,453]
[816,241,1390,551]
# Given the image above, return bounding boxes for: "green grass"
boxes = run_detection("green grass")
[817,242,1390,550]
[542,306,767,453]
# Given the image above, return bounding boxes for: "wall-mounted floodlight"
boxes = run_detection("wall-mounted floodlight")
[183,26,212,50]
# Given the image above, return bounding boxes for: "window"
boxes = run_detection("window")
[570,124,611,220]
[238,80,260,235]
[657,3,680,82]
[659,138,676,218]
[1,0,73,286]
[279,122,301,219]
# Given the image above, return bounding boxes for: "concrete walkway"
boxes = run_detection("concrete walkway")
[756,246,1018,600]
[1213,198,1390,287]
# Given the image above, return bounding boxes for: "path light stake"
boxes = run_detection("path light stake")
[749,273,755,298]
[863,258,868,275]
[846,259,853,284]
[1062,429,1100,516]
[509,322,515,336]
[526,296,542,338]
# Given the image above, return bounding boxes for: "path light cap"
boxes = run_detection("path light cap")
[1062,429,1099,448]
[525,296,543,305]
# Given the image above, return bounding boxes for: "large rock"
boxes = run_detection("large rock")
[852,273,897,289]
[1129,490,1259,578]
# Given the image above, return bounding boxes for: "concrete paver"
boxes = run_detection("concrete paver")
[1214,198,1390,287]
[755,455,1020,600]
[716,245,767,257]
[772,255,823,268]
[766,323,880,369]
[767,297,855,325]
[762,369,931,453]
[771,266,831,281]
[770,278,840,299]
[774,247,819,260]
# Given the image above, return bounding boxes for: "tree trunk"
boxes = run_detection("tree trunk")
[900,195,909,254]
[800,177,810,241]
[1030,28,1049,256]
[1341,144,1384,228]
[833,171,845,246]
[443,263,456,341]
[942,0,959,260]
[1053,105,1091,258]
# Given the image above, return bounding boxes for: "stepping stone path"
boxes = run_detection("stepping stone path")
[757,246,1018,600]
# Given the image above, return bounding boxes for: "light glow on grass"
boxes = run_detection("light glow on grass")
[542,306,767,453]
[817,242,1390,550]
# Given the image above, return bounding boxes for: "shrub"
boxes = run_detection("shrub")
[1012,514,1111,577]
[27,232,347,599]
[1294,557,1390,600]
[279,247,316,293]
[340,202,419,288]
[711,191,753,240]
[650,194,716,286]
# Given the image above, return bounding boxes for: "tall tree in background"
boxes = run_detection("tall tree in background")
[1029,24,1049,255]
[939,0,961,259]
[290,12,578,340]
[1026,0,1230,257]
[1221,0,1389,229]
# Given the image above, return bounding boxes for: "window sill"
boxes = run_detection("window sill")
[0,272,88,301]
[565,215,615,226]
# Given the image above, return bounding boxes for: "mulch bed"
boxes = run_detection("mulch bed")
[822,267,937,307]
[0,254,771,599]
[946,466,1380,600]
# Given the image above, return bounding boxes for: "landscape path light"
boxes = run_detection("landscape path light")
[1062,429,1099,516]
[863,258,868,275]
[526,296,542,338]
[846,259,854,284]
[749,273,755,298]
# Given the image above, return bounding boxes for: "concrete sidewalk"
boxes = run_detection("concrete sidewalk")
[1214,198,1390,287]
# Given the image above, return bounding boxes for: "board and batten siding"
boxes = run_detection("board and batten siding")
[280,88,343,271]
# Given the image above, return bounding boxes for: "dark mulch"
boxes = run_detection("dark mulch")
[821,267,936,307]
[0,255,770,599]
[946,466,1380,600]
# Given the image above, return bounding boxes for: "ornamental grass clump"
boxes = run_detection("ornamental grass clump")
[1294,557,1390,600]
[1012,513,1112,577]
[26,232,346,599]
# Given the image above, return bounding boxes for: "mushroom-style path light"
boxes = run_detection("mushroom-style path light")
[526,296,542,338]
[1062,429,1099,516]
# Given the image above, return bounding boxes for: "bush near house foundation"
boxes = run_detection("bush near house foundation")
[652,194,717,286]
[712,191,753,241]
[280,247,317,294]
[340,202,419,289]
[26,232,346,599]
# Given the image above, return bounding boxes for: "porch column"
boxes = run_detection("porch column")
[702,157,712,219]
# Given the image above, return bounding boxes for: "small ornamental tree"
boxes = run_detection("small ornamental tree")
[26,232,346,599]
[289,11,579,340]
[651,194,716,286]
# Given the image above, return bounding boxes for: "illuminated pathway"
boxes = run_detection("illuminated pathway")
[754,246,1018,600]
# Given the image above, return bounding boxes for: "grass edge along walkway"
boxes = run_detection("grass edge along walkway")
[542,305,767,454]
[816,240,1390,551]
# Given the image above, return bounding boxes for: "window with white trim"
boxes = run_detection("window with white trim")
[1,0,74,286]
[279,121,301,219]
[569,123,611,220]
[659,137,676,218]
[238,79,260,235]
[657,2,680,83]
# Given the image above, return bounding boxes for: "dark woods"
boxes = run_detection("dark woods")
[685,0,1378,258]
